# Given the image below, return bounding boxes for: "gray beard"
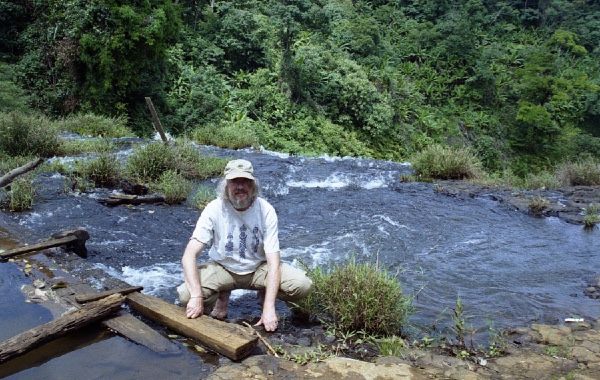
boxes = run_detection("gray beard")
[229,194,254,210]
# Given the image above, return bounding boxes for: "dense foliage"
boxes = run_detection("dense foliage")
[1,0,599,174]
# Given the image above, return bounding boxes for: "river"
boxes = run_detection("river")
[0,142,598,378]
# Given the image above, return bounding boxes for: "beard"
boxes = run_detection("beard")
[228,190,255,210]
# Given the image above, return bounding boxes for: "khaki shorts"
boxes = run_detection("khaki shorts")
[177,261,312,309]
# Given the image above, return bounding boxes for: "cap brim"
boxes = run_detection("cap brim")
[225,172,255,180]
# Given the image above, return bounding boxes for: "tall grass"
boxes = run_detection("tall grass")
[3,176,35,211]
[56,113,132,138]
[75,152,122,188]
[154,170,194,204]
[0,112,61,157]
[411,144,483,180]
[189,122,259,150]
[555,158,600,186]
[293,257,414,336]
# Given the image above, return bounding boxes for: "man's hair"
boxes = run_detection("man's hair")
[217,177,261,203]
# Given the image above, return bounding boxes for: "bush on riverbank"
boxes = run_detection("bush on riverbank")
[293,257,414,337]
[411,144,483,181]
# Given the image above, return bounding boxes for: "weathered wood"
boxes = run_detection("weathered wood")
[145,97,169,145]
[0,157,44,188]
[54,283,177,353]
[0,294,124,364]
[0,228,89,261]
[97,193,165,207]
[103,313,178,353]
[126,292,258,360]
[76,286,144,303]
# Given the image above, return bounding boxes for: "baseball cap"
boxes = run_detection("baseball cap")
[224,159,255,180]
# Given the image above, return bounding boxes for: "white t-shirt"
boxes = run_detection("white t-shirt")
[191,197,280,274]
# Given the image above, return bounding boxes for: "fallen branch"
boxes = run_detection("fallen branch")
[0,157,44,188]
[242,321,280,357]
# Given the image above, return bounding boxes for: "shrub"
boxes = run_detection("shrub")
[190,121,259,150]
[294,257,413,336]
[59,139,118,155]
[125,140,226,183]
[125,143,177,182]
[0,112,61,157]
[75,152,122,188]
[57,113,133,138]
[3,176,35,211]
[190,185,216,209]
[154,170,193,204]
[411,144,483,180]
[584,203,599,229]
[522,171,562,190]
[529,195,549,216]
[554,158,600,186]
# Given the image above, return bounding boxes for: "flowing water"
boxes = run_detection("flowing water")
[1,141,598,378]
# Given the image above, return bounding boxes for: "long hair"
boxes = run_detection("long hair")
[217,177,261,204]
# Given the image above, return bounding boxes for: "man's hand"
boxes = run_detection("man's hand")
[186,296,203,318]
[255,307,279,331]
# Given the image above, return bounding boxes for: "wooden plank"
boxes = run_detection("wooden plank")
[103,313,178,354]
[126,292,258,361]
[54,283,178,354]
[0,294,124,364]
[76,286,144,303]
[0,235,77,261]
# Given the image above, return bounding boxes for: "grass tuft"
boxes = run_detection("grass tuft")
[411,144,483,180]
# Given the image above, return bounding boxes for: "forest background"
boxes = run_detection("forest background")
[1,0,599,177]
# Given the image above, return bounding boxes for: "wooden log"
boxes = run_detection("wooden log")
[145,97,169,145]
[54,283,178,354]
[103,313,179,353]
[75,286,144,303]
[0,293,124,364]
[97,193,165,207]
[0,228,89,262]
[126,292,258,360]
[0,157,44,188]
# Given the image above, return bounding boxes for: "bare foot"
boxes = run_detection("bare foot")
[210,291,230,320]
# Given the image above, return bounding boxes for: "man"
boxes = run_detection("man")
[178,159,312,332]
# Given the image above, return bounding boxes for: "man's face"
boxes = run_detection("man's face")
[226,178,254,210]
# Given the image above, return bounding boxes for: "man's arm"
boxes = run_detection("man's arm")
[255,251,281,331]
[181,238,206,318]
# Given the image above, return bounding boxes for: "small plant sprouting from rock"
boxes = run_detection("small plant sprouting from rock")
[529,195,549,216]
[583,203,599,229]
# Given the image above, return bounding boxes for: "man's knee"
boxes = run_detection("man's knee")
[280,274,313,301]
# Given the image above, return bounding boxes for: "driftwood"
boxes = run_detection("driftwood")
[55,283,177,354]
[75,286,144,303]
[0,228,89,262]
[0,157,44,188]
[145,97,169,145]
[126,292,258,360]
[0,293,124,364]
[97,193,165,207]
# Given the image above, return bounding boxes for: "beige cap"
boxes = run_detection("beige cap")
[224,159,255,180]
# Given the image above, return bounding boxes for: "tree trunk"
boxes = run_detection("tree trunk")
[0,158,44,188]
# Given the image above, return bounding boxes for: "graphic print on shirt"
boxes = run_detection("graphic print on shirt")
[225,232,234,256]
[239,225,247,259]
[252,227,260,256]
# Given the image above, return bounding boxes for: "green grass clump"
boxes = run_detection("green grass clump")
[555,158,600,186]
[583,203,599,229]
[154,170,194,204]
[189,122,259,150]
[294,257,413,336]
[0,112,61,158]
[59,139,118,155]
[57,113,132,138]
[411,144,483,180]
[75,152,122,188]
[190,185,216,209]
[125,143,177,182]
[125,140,226,183]
[3,176,35,211]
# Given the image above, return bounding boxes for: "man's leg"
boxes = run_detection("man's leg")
[250,263,312,302]
[210,291,231,320]
[177,261,236,313]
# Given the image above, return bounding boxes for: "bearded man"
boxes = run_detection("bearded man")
[178,159,312,331]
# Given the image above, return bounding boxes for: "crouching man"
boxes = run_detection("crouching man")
[178,159,312,331]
